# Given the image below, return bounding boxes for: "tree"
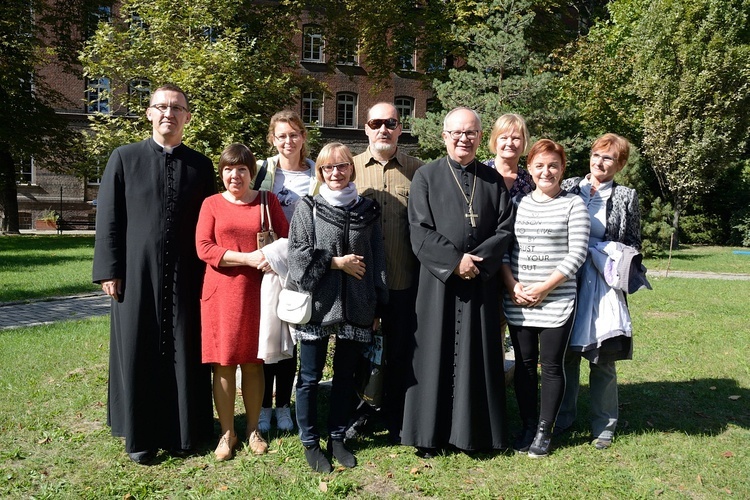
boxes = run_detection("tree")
[559,0,750,244]
[409,0,567,160]
[79,0,324,170]
[0,0,92,234]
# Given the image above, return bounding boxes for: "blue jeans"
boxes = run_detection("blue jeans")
[558,350,618,441]
[296,336,360,446]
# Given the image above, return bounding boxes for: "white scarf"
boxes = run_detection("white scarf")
[319,182,359,207]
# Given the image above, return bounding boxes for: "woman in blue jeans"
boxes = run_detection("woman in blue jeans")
[287,142,388,473]
[558,133,642,449]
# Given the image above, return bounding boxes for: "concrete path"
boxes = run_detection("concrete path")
[0,269,748,330]
[0,292,110,330]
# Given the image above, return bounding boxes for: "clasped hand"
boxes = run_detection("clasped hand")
[334,254,366,280]
[454,253,483,280]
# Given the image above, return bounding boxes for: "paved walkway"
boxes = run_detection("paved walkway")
[0,270,748,330]
[0,292,110,330]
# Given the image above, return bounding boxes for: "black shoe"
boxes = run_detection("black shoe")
[552,424,572,438]
[328,439,356,468]
[415,447,438,459]
[127,449,156,464]
[528,420,553,458]
[170,448,193,458]
[345,412,370,440]
[304,443,332,473]
[513,418,537,453]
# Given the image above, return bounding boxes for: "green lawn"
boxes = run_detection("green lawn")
[0,235,98,302]
[643,244,750,274]
[1,276,748,498]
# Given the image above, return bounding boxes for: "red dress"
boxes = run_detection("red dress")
[196,192,289,365]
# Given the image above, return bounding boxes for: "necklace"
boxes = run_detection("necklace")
[448,162,478,227]
[531,188,562,203]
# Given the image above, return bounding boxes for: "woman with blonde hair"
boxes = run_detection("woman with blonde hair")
[287,142,388,472]
[484,113,535,196]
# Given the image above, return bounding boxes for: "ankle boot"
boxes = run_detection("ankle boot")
[304,443,332,473]
[328,438,356,468]
[513,418,537,453]
[528,420,553,458]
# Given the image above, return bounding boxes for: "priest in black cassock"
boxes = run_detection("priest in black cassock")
[93,84,216,464]
[402,107,514,455]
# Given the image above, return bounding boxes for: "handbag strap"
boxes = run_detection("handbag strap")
[259,190,274,232]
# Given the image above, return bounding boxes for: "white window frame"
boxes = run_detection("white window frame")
[302,26,325,63]
[301,92,324,126]
[86,77,110,114]
[394,97,415,130]
[336,92,357,128]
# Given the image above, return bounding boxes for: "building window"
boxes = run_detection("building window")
[396,40,416,71]
[128,78,150,114]
[336,37,358,65]
[395,97,415,130]
[17,156,33,185]
[301,92,323,126]
[86,77,110,114]
[336,93,357,128]
[87,5,112,37]
[302,25,324,62]
[87,164,104,185]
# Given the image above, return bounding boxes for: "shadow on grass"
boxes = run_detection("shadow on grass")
[558,377,749,445]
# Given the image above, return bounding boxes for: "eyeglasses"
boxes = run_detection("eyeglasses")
[149,103,189,114]
[444,130,480,140]
[274,133,302,142]
[320,162,351,173]
[366,118,400,130]
[591,153,616,165]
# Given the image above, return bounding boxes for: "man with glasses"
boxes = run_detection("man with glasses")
[402,107,514,456]
[93,84,215,464]
[348,102,423,444]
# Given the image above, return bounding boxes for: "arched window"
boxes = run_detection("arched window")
[302,92,324,125]
[86,77,110,114]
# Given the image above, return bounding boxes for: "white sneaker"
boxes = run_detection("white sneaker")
[275,406,294,432]
[258,407,272,433]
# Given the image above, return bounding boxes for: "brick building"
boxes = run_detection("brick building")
[15,6,432,230]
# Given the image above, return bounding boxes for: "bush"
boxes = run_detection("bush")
[729,207,750,247]
[679,214,726,245]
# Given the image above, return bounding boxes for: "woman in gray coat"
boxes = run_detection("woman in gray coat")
[287,142,388,473]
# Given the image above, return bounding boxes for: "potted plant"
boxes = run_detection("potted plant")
[35,210,59,230]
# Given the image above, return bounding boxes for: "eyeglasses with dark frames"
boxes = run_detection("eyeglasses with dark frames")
[149,103,189,114]
[444,130,480,140]
[320,162,352,173]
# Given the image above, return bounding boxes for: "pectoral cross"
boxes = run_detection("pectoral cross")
[465,206,478,227]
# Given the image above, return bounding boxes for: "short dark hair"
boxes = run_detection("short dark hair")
[219,143,257,178]
[150,83,190,110]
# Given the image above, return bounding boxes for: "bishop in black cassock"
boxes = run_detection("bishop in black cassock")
[402,107,514,453]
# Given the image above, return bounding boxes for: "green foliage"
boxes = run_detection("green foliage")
[411,0,561,158]
[559,0,750,243]
[79,0,324,166]
[679,214,726,245]
[640,197,674,257]
[730,207,750,247]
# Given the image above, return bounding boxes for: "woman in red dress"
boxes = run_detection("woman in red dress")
[196,143,289,461]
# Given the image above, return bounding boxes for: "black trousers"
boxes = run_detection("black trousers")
[509,313,574,425]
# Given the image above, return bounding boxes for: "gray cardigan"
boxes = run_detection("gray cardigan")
[287,194,388,329]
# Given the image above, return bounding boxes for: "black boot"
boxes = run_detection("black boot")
[328,439,356,468]
[304,443,332,473]
[513,418,537,453]
[528,420,553,458]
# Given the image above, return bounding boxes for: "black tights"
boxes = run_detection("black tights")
[509,314,573,424]
[262,347,297,408]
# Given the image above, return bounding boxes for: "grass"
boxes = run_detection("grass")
[0,235,99,302]
[1,276,749,498]
[643,244,750,274]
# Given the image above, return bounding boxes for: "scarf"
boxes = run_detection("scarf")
[319,182,359,207]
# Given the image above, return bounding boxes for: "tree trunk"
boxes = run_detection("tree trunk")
[0,145,21,234]
[671,197,680,249]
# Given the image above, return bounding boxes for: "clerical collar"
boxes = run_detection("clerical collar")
[447,157,475,171]
[153,139,182,154]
